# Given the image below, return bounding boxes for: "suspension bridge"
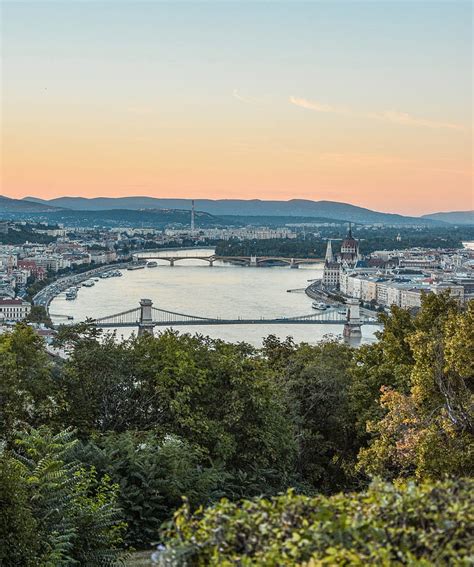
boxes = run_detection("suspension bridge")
[89,299,378,338]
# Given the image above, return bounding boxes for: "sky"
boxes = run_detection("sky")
[1,0,472,215]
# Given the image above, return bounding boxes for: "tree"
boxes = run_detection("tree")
[358,295,474,480]
[0,427,126,566]
[76,431,223,547]
[0,324,59,440]
[275,339,358,491]
[56,329,295,476]
[0,455,39,566]
[26,305,53,327]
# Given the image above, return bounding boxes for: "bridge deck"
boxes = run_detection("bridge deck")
[96,318,379,327]
[87,302,379,329]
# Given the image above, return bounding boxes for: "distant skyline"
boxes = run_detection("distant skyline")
[2,1,472,215]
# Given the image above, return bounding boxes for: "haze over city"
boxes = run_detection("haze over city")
[2,1,472,215]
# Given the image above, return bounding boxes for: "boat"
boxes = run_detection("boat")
[82,280,95,287]
[147,261,158,268]
[127,265,145,271]
[65,288,77,300]
[312,301,327,311]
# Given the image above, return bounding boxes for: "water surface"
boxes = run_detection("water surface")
[50,249,379,346]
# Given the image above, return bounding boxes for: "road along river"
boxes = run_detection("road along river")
[50,249,380,346]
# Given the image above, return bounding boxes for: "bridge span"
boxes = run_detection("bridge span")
[132,254,324,267]
[87,299,377,338]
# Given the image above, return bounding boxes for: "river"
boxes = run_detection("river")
[50,248,379,346]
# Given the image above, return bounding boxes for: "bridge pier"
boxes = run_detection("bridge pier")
[209,260,214,267]
[250,255,257,267]
[138,298,155,336]
[169,259,175,267]
[343,298,362,340]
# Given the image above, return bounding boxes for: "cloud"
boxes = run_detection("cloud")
[289,97,348,114]
[232,89,263,105]
[290,96,465,131]
[368,110,465,131]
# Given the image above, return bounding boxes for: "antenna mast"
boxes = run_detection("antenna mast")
[191,200,195,232]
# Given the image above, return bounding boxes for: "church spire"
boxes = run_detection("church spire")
[325,239,334,263]
[348,222,352,238]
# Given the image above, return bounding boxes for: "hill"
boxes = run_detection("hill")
[24,196,444,225]
[421,210,474,225]
[29,207,228,228]
[0,195,62,213]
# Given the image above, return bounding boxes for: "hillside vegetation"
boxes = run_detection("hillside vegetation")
[0,293,472,565]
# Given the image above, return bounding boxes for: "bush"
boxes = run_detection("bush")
[160,479,474,566]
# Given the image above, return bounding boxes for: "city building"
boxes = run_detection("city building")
[322,225,361,289]
[0,298,31,321]
[322,240,340,288]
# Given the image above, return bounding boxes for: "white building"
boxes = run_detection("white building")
[0,298,31,321]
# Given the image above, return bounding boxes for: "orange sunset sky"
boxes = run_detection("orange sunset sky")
[1,1,472,215]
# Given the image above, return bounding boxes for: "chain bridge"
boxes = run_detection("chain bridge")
[89,299,379,338]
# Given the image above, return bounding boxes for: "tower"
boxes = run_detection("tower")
[343,298,362,340]
[138,298,154,336]
[191,200,195,232]
[325,239,334,263]
[322,239,340,288]
[340,222,359,267]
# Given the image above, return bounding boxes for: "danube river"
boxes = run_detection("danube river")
[50,249,379,346]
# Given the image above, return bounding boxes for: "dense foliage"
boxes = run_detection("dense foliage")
[215,225,474,257]
[0,223,55,245]
[161,479,474,566]
[0,293,472,564]
[0,427,125,566]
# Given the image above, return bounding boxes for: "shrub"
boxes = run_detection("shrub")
[160,479,474,566]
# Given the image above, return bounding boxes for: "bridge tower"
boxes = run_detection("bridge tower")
[343,298,362,340]
[290,258,299,269]
[138,298,154,336]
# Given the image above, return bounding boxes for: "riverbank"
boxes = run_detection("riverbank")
[33,262,132,311]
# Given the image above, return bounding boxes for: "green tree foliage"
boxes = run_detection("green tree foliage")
[0,456,39,566]
[273,339,358,491]
[1,295,472,557]
[56,329,294,475]
[0,324,58,440]
[0,426,126,566]
[75,432,223,547]
[26,305,53,327]
[357,295,474,480]
[161,479,474,566]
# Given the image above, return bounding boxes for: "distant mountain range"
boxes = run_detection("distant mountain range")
[421,210,474,225]
[22,196,453,225]
[1,195,471,226]
[0,195,63,213]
